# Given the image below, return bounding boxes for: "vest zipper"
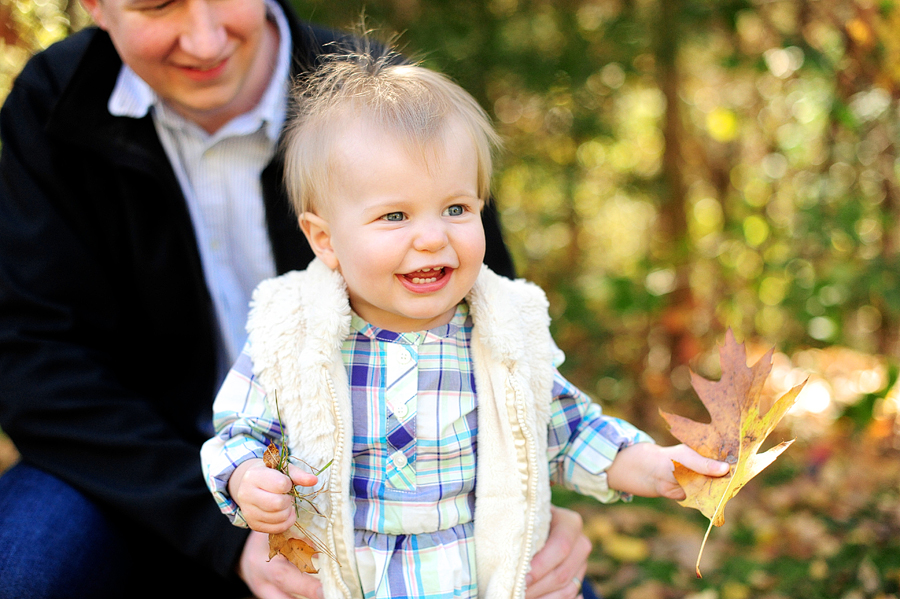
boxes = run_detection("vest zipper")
[510,377,538,599]
[325,371,358,599]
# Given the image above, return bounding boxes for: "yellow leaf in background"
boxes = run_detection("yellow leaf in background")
[659,329,806,577]
[602,533,650,563]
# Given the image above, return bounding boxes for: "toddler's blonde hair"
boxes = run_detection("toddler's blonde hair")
[282,46,501,216]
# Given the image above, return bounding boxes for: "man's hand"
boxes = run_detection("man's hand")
[239,530,325,599]
[526,506,591,599]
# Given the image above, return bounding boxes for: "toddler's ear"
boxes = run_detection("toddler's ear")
[299,213,339,270]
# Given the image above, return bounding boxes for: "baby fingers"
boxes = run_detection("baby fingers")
[671,445,730,477]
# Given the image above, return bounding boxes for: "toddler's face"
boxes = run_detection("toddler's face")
[308,116,486,333]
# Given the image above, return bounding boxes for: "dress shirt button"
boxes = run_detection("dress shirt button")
[397,350,411,364]
[391,450,408,468]
[391,402,408,419]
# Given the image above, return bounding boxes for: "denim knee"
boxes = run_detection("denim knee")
[0,463,128,599]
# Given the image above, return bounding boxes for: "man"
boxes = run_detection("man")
[0,0,592,597]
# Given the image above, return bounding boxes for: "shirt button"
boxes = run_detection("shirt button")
[397,351,411,364]
[391,402,408,419]
[391,450,408,468]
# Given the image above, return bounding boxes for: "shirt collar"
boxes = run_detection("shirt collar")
[350,303,471,345]
[107,0,292,142]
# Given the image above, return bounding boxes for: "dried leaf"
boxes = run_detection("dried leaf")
[261,394,340,571]
[263,440,322,572]
[659,329,806,576]
[268,532,319,573]
[263,442,280,470]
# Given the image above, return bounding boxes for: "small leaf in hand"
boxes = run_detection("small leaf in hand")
[263,442,280,470]
[659,329,806,577]
[262,393,339,571]
[268,532,319,573]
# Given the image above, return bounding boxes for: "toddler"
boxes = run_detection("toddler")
[201,48,727,599]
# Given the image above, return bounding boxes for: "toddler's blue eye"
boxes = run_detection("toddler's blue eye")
[445,205,464,216]
[383,212,405,221]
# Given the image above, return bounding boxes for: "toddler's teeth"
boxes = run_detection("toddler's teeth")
[406,267,444,284]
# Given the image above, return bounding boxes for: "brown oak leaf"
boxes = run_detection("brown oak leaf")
[268,532,319,574]
[659,329,806,576]
[263,441,320,573]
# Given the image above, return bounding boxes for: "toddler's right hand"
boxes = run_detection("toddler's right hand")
[230,459,319,534]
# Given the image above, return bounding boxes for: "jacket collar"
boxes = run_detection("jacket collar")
[47,31,166,172]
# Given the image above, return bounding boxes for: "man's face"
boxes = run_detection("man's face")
[83,0,277,133]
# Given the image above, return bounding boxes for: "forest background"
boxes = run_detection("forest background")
[2,0,900,597]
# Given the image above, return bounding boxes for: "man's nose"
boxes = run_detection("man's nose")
[179,0,227,61]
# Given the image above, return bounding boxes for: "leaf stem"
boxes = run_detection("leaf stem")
[695,430,743,577]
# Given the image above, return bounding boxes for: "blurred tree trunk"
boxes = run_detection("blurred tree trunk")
[654,0,697,375]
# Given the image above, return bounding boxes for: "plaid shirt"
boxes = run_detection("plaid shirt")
[203,303,651,599]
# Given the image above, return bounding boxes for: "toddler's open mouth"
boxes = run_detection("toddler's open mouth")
[404,267,445,284]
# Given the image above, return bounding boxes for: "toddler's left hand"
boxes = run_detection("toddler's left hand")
[607,442,730,499]
[652,444,730,500]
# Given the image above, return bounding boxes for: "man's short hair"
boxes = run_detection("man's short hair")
[282,48,501,216]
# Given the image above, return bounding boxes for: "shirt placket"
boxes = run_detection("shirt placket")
[384,341,418,491]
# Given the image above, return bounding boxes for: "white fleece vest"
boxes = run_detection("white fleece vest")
[246,258,556,599]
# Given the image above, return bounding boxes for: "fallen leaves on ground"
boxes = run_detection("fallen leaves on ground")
[659,329,806,576]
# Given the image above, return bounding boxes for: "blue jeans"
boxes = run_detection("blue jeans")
[0,462,247,599]
[582,577,602,599]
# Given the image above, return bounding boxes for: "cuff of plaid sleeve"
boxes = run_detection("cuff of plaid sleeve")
[209,486,252,528]
[568,434,657,503]
[228,506,251,529]
[613,434,655,502]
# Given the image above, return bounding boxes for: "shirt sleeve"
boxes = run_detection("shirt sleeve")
[546,355,654,503]
[200,345,282,527]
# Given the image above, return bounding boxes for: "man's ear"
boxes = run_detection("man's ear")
[80,0,107,29]
[299,212,339,270]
